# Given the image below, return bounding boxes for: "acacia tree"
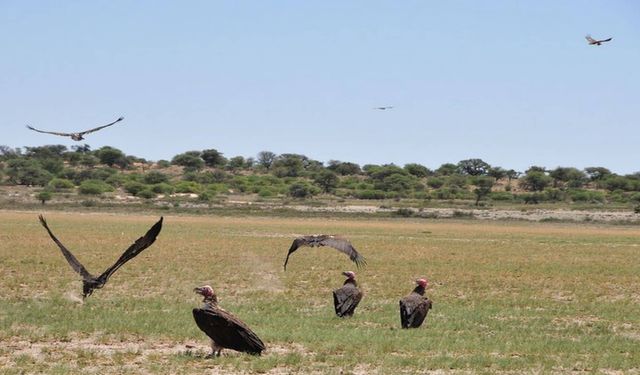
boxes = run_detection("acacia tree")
[313,170,339,193]
[201,149,226,168]
[457,159,491,176]
[473,176,495,206]
[172,151,204,171]
[257,151,276,170]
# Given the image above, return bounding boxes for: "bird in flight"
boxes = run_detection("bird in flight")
[283,235,367,270]
[26,116,124,141]
[373,106,394,110]
[585,35,612,46]
[38,215,163,298]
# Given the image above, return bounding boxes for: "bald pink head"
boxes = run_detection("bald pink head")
[194,285,214,298]
[416,278,428,288]
[342,271,356,279]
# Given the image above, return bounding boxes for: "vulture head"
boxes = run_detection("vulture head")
[416,278,428,288]
[194,285,215,300]
[342,271,356,280]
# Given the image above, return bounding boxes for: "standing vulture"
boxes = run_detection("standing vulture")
[585,35,612,46]
[399,278,433,329]
[283,235,366,270]
[26,116,124,141]
[38,215,163,298]
[332,271,363,317]
[193,285,266,356]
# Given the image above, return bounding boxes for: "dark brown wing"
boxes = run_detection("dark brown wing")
[283,237,308,270]
[26,125,73,137]
[95,217,163,284]
[319,236,367,268]
[400,294,431,328]
[193,308,265,354]
[600,37,612,42]
[333,284,363,317]
[78,117,124,136]
[38,215,93,280]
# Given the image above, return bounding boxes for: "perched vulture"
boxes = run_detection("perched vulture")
[399,278,433,329]
[283,235,367,270]
[38,215,163,298]
[332,271,363,317]
[26,116,124,141]
[585,35,612,46]
[192,285,266,356]
[374,106,394,110]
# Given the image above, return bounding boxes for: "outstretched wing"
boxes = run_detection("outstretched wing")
[600,37,612,43]
[96,217,163,283]
[319,236,367,268]
[193,308,265,354]
[78,117,124,136]
[283,237,308,270]
[38,215,93,280]
[585,35,597,43]
[26,125,72,137]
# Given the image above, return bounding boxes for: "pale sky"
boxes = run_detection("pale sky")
[2,1,639,173]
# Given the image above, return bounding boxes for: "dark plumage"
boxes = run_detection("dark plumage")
[26,116,124,141]
[332,271,363,317]
[585,35,612,46]
[399,278,433,329]
[283,235,367,270]
[374,106,394,110]
[38,215,163,298]
[193,285,266,356]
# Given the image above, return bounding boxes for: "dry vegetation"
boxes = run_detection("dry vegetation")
[1,211,639,374]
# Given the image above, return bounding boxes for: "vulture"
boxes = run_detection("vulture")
[399,278,433,329]
[283,235,367,270]
[374,106,394,110]
[38,215,163,298]
[585,35,612,46]
[193,285,266,356]
[26,116,124,141]
[332,271,363,317]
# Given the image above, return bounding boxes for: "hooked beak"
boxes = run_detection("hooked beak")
[193,287,203,295]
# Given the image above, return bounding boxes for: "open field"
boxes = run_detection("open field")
[1,210,639,374]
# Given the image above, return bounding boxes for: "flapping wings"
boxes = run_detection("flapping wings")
[26,125,73,137]
[283,235,367,270]
[193,308,265,354]
[78,116,124,136]
[585,35,597,44]
[96,217,163,283]
[38,215,93,280]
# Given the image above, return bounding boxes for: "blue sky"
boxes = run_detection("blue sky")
[2,1,639,173]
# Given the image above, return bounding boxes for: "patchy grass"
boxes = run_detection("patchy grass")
[0,211,639,373]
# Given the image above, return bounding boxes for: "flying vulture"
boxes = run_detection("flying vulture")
[399,278,433,329]
[585,35,612,46]
[374,106,394,110]
[332,271,363,317]
[26,116,124,141]
[193,285,266,356]
[283,235,367,270]
[38,215,163,298]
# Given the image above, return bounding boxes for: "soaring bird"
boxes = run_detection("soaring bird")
[332,271,363,317]
[38,215,163,298]
[399,278,433,329]
[26,116,124,141]
[283,235,367,270]
[373,106,393,110]
[193,285,266,356]
[585,35,612,46]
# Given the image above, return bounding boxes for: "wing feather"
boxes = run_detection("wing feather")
[333,285,362,317]
[283,237,307,270]
[96,217,163,283]
[319,236,367,268]
[26,125,72,137]
[38,215,93,280]
[193,308,265,354]
[79,117,124,135]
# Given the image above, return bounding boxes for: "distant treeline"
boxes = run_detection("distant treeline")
[1,144,639,206]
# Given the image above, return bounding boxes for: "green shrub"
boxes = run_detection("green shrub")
[79,179,113,195]
[489,191,514,201]
[354,189,386,199]
[288,181,318,198]
[151,183,174,194]
[136,188,157,199]
[124,181,147,195]
[143,171,169,184]
[174,181,203,194]
[48,178,74,190]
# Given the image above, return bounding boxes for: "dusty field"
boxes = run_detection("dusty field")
[0,210,639,374]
